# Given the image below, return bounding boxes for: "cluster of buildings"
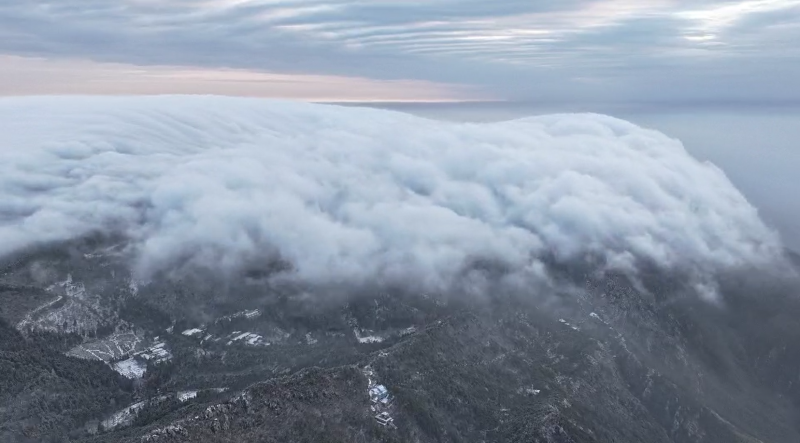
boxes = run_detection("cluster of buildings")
[242,309,261,320]
[137,341,172,364]
[181,326,268,347]
[177,308,267,347]
[364,366,396,428]
[226,331,265,346]
[370,385,390,405]
[214,308,262,324]
[110,340,172,379]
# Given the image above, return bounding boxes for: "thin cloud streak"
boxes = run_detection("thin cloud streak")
[0,56,490,102]
[0,1,798,102]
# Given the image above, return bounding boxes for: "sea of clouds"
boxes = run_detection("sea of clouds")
[0,96,784,292]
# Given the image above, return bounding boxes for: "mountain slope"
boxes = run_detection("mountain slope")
[0,318,133,443]
[66,269,800,443]
[0,97,797,442]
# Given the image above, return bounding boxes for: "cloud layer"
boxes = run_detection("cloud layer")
[0,1,799,102]
[0,96,783,291]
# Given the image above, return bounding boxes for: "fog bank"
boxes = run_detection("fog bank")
[0,96,784,292]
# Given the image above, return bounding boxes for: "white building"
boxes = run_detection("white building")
[375,412,394,427]
[369,385,389,403]
[181,328,203,337]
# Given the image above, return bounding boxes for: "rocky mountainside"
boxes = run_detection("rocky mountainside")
[1,241,799,443]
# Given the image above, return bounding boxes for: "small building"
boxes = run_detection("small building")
[182,328,203,337]
[369,385,389,403]
[243,309,261,319]
[375,412,394,427]
[137,342,172,364]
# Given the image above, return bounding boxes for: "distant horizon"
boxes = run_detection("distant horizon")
[4,93,800,110]
[334,99,800,116]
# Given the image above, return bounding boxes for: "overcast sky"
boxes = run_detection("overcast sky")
[2,0,799,102]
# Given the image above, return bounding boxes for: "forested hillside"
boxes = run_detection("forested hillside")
[0,319,133,442]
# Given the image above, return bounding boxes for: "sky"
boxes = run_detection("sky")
[1,0,799,103]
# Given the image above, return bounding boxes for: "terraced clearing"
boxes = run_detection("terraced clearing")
[67,331,145,361]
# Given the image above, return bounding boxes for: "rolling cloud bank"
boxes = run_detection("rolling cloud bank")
[0,96,786,294]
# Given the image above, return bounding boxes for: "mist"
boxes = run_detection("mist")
[627,111,800,253]
[370,102,800,252]
[0,96,786,295]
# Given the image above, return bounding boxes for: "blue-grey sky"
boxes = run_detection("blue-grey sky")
[1,0,799,102]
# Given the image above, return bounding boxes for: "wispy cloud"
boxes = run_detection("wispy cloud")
[0,1,798,102]
[0,56,488,102]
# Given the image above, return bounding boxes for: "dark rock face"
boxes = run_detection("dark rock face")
[2,241,800,443]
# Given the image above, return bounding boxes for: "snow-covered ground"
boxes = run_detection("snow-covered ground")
[182,328,203,337]
[69,335,169,376]
[354,328,384,344]
[113,358,147,379]
[211,326,291,347]
[102,400,148,430]
[214,309,262,324]
[16,294,63,331]
[12,268,141,337]
[177,391,198,402]
[558,318,580,331]
[67,331,145,361]
[18,274,113,334]
[225,331,265,346]
[103,388,228,431]
[400,326,417,336]
[589,312,609,325]
[305,332,318,345]
[49,274,87,300]
[176,388,226,401]
[170,309,274,347]
[518,385,542,396]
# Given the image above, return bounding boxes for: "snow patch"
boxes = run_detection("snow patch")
[182,328,203,337]
[225,331,265,346]
[102,401,147,430]
[113,357,146,379]
[305,332,318,345]
[177,391,198,402]
[354,328,384,344]
[558,319,580,331]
